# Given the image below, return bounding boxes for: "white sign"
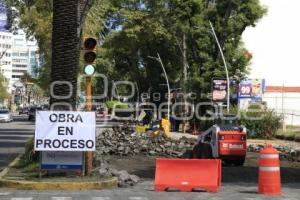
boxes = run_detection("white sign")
[34,111,96,151]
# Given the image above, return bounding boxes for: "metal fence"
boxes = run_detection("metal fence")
[263,95,300,126]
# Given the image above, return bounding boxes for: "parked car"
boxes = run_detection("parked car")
[28,107,43,121]
[19,107,29,115]
[0,109,13,122]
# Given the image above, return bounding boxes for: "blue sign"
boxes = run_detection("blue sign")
[239,80,252,98]
[41,164,82,170]
[41,152,83,171]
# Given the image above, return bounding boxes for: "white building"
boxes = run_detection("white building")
[0,31,12,92]
[263,86,300,126]
[11,31,28,82]
[0,29,40,96]
[27,39,40,78]
[10,30,40,88]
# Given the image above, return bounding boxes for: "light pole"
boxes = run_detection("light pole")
[134,82,140,103]
[148,53,171,119]
[194,22,230,112]
[208,21,230,113]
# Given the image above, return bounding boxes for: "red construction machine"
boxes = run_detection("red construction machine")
[189,124,247,166]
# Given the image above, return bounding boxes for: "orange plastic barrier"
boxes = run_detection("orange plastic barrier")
[154,158,221,192]
[258,144,281,195]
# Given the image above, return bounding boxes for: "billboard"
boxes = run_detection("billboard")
[212,78,228,103]
[238,79,265,101]
[239,80,252,98]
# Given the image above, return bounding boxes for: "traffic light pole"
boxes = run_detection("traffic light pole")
[85,76,92,175]
[82,37,97,175]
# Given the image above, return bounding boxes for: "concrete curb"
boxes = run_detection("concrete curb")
[0,177,118,190]
[0,154,22,179]
[0,149,118,190]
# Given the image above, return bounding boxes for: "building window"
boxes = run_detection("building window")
[13,69,27,73]
[12,59,27,63]
[12,75,22,79]
[12,64,27,68]
[20,52,28,57]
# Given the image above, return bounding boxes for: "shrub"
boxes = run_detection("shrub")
[235,105,282,139]
[105,100,128,109]
[22,138,39,165]
[295,135,300,142]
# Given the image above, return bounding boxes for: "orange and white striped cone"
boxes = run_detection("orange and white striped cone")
[258,144,281,195]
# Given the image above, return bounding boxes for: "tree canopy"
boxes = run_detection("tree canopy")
[6,0,266,101]
[0,72,8,103]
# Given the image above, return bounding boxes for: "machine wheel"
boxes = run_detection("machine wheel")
[193,143,213,159]
[182,150,193,159]
[202,144,213,159]
[233,157,245,166]
[223,157,245,166]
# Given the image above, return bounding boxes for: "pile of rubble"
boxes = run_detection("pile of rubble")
[94,126,196,158]
[93,126,196,187]
[93,159,140,187]
[247,144,300,162]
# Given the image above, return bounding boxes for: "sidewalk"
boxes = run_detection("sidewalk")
[169,132,198,140]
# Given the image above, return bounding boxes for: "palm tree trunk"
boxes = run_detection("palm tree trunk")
[50,0,81,110]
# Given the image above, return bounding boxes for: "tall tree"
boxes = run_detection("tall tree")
[8,0,266,102]
[0,73,8,103]
[50,0,81,109]
[6,0,94,106]
[50,0,93,109]
[96,0,266,100]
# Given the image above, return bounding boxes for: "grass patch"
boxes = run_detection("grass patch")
[23,162,39,173]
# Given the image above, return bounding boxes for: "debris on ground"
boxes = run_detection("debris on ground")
[95,126,300,163]
[93,158,141,187]
[248,144,300,162]
[93,126,196,187]
[94,126,196,158]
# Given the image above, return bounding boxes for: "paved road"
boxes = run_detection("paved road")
[0,181,299,200]
[0,115,34,170]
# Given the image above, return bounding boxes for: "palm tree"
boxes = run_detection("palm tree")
[50,0,93,110]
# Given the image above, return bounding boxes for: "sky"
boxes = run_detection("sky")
[242,0,300,86]
[0,0,7,31]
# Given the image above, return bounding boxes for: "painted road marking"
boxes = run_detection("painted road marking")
[0,192,11,195]
[11,198,33,200]
[52,197,72,200]
[129,197,149,200]
[92,197,111,200]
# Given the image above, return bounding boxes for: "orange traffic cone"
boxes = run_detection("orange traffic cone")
[258,144,281,195]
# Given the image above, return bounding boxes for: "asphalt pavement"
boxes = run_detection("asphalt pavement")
[0,181,299,200]
[0,115,34,170]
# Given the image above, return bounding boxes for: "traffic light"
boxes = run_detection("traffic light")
[83,37,97,75]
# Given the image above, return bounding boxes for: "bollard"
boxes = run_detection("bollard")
[258,144,281,195]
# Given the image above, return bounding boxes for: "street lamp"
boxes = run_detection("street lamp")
[194,21,230,112]
[148,53,171,119]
